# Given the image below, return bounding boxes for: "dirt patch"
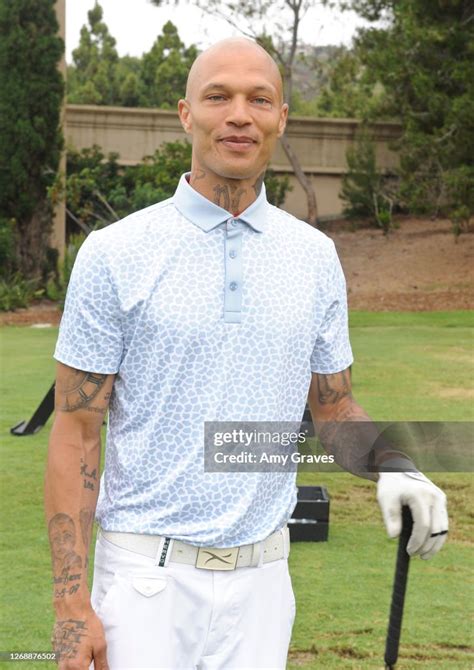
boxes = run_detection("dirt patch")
[1,217,473,326]
[0,300,62,327]
[326,217,474,312]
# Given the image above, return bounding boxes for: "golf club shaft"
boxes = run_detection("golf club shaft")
[384,505,413,669]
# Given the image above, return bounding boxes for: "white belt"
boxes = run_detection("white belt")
[100,526,290,571]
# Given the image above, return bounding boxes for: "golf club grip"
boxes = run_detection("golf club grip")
[384,505,413,669]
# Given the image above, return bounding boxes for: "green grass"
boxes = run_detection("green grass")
[0,312,473,669]
[349,311,474,420]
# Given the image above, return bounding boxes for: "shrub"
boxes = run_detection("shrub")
[341,130,397,234]
[0,274,43,312]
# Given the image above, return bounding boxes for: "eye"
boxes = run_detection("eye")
[253,97,272,106]
[207,95,226,102]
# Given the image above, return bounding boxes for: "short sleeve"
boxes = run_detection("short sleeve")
[310,242,354,374]
[54,231,124,374]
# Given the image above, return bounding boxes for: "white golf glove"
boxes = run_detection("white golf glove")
[377,471,448,560]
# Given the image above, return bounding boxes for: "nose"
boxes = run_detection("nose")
[225,96,252,127]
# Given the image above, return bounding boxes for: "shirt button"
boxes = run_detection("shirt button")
[228,218,238,226]
[229,282,238,291]
[229,250,237,259]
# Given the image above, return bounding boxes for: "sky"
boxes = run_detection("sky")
[66,0,368,63]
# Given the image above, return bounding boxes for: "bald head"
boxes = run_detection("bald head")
[185,38,284,104]
[177,36,288,190]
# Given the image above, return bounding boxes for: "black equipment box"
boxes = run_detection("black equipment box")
[289,486,330,542]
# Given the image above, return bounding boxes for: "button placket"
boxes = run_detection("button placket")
[224,220,243,323]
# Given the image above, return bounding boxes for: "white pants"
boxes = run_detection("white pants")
[90,532,296,670]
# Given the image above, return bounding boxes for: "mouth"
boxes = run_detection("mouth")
[219,136,257,152]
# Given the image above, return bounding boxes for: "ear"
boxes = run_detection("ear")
[178,99,192,134]
[277,103,289,138]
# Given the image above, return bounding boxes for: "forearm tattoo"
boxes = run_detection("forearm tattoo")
[48,514,83,598]
[56,370,108,412]
[80,458,97,491]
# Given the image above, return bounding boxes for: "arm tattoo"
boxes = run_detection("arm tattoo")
[80,459,97,491]
[317,369,352,404]
[52,619,87,660]
[57,370,108,412]
[49,514,83,596]
[53,578,82,599]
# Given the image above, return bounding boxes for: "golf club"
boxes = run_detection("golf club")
[384,505,413,669]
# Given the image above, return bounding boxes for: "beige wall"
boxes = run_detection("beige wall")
[65,104,401,221]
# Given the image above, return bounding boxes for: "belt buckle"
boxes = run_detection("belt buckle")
[195,546,239,570]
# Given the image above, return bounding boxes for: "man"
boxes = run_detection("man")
[44,38,448,670]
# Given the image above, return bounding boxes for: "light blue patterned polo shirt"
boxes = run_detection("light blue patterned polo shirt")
[54,173,353,547]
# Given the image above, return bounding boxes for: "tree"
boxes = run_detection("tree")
[310,47,382,119]
[340,0,474,231]
[67,5,197,109]
[150,0,322,226]
[67,2,121,105]
[0,0,64,278]
[140,21,198,108]
[116,55,143,108]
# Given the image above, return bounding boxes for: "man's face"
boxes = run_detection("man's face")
[179,47,288,182]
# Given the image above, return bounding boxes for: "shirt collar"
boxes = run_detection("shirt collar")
[172,172,269,233]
